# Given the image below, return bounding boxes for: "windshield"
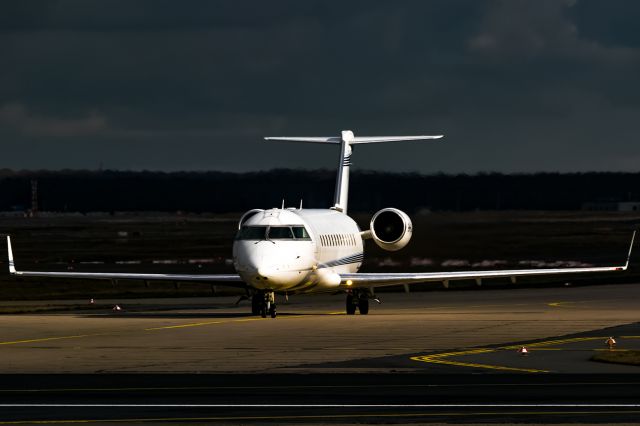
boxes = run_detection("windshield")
[268,226,294,239]
[292,226,310,239]
[235,226,268,240]
[236,225,312,241]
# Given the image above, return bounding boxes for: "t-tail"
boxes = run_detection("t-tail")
[264,130,443,214]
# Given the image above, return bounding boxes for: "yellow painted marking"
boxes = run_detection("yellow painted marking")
[0,334,107,346]
[143,313,307,330]
[0,411,638,424]
[548,301,573,308]
[547,300,594,309]
[0,311,329,345]
[521,336,625,348]
[144,321,223,331]
[411,349,549,373]
[502,336,609,350]
[413,335,640,373]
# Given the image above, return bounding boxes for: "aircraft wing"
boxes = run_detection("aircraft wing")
[6,236,244,286]
[340,231,635,288]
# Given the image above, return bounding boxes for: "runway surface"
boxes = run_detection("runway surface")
[2,283,640,423]
[2,374,640,424]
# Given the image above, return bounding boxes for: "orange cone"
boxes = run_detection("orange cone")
[112,304,122,312]
[605,337,616,350]
[517,346,529,356]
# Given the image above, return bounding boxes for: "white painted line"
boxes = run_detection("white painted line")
[1,404,640,408]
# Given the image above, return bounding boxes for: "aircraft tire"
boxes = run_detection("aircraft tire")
[346,294,356,315]
[260,303,267,318]
[358,297,369,315]
[251,295,261,315]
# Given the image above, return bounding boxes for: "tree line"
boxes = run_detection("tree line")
[1,169,639,213]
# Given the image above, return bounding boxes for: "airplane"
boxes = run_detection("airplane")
[5,130,636,318]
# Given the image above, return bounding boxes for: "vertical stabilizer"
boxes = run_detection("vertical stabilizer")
[264,130,443,215]
[333,130,353,213]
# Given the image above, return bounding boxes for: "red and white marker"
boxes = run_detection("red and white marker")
[89,298,95,305]
[517,346,529,355]
[606,337,616,349]
[112,304,123,312]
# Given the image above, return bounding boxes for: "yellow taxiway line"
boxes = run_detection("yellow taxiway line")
[411,349,549,373]
[412,334,640,373]
[0,333,110,346]
[0,311,337,346]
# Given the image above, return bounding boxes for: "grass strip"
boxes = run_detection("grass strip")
[591,350,640,366]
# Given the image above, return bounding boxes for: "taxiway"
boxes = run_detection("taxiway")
[0,283,639,374]
[3,283,640,423]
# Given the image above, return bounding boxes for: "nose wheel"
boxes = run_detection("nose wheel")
[251,294,261,315]
[346,290,371,315]
[256,291,277,318]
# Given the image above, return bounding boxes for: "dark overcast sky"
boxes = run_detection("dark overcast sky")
[1,0,640,173]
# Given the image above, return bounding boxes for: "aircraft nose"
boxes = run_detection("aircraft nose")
[257,266,276,279]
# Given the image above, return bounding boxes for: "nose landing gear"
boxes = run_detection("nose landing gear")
[252,291,277,318]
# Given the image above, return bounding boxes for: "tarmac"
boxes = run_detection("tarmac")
[1,283,640,374]
[2,283,640,423]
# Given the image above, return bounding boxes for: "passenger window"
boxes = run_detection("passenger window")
[268,226,294,239]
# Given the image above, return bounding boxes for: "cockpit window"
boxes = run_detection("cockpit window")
[292,226,311,240]
[268,226,294,239]
[236,226,267,240]
[237,225,312,241]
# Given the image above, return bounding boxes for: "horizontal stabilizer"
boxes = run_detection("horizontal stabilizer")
[264,134,443,144]
[265,130,444,214]
[264,137,341,144]
[351,135,443,144]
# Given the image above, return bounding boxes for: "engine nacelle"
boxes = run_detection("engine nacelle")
[370,208,412,251]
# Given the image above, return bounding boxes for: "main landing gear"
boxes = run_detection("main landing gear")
[346,289,377,315]
[252,291,277,318]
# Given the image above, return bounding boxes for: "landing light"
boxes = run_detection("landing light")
[346,280,353,286]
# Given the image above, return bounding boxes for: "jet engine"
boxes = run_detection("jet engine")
[370,208,412,251]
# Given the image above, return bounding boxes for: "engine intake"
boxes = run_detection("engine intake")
[370,208,412,251]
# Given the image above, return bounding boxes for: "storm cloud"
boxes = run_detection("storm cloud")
[1,0,640,172]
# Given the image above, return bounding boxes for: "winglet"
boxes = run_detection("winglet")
[6,236,16,274]
[625,230,636,270]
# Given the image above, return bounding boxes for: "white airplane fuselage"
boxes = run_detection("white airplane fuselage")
[233,208,363,293]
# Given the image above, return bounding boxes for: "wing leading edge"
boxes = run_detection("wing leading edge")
[340,231,636,288]
[6,236,244,285]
